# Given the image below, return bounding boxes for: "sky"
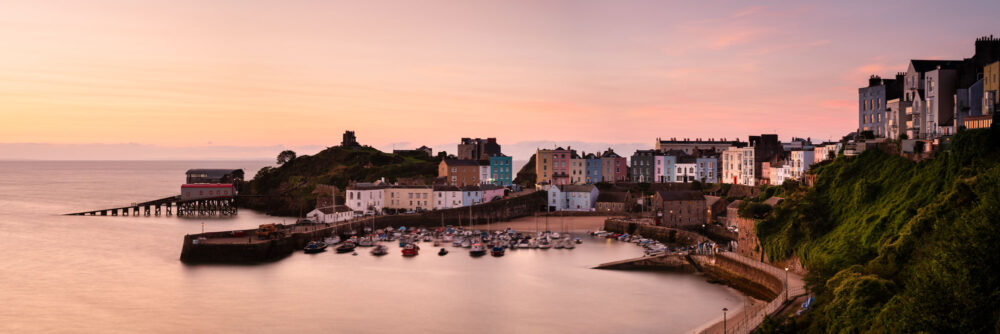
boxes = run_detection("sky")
[2,0,999,161]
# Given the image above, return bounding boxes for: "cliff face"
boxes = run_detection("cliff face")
[513,154,536,188]
[240,146,439,216]
[756,127,1000,333]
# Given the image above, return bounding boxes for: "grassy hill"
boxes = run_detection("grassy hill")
[513,154,536,188]
[755,126,1000,333]
[240,146,439,216]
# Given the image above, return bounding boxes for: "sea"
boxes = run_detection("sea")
[0,161,743,334]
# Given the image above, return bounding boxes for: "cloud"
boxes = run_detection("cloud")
[731,6,765,18]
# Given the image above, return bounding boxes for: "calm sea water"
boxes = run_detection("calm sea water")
[0,161,742,334]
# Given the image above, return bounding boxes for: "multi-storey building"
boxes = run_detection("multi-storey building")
[480,184,505,203]
[787,149,815,181]
[385,185,434,211]
[655,138,740,155]
[584,153,602,184]
[924,66,959,137]
[457,138,501,161]
[439,159,481,186]
[346,182,386,213]
[478,161,491,185]
[885,98,911,139]
[858,75,903,138]
[600,149,628,182]
[547,184,599,211]
[433,185,463,209]
[653,190,706,227]
[630,150,658,183]
[461,185,483,206]
[696,157,718,183]
[722,146,755,186]
[569,153,586,184]
[903,60,962,139]
[535,147,574,185]
[674,158,697,183]
[488,154,513,186]
[986,61,1000,115]
[654,154,676,183]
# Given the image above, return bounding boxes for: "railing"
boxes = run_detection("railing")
[703,252,807,334]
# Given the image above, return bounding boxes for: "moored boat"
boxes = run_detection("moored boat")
[438,248,449,256]
[402,243,420,256]
[469,243,486,257]
[371,244,389,256]
[336,241,357,253]
[491,245,505,257]
[304,241,328,253]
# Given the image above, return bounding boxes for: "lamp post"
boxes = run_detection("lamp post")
[722,307,728,334]
[785,267,790,302]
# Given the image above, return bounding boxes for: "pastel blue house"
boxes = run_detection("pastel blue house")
[584,153,602,184]
[461,185,483,206]
[489,154,513,186]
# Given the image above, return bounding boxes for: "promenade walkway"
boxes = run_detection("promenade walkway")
[697,252,807,334]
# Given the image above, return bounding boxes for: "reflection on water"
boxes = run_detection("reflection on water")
[0,161,742,334]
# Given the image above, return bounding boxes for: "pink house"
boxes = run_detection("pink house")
[480,184,506,202]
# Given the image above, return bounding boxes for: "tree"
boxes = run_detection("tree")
[860,130,876,140]
[898,133,909,140]
[277,150,297,165]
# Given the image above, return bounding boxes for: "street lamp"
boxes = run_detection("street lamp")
[785,267,790,301]
[722,307,728,334]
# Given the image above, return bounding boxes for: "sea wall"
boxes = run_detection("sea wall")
[690,254,782,300]
[603,218,709,245]
[593,254,696,272]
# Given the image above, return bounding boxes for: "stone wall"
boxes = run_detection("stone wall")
[604,218,709,245]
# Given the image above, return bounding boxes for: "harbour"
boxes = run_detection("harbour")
[0,161,746,334]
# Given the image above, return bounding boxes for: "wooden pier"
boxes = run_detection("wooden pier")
[66,195,237,217]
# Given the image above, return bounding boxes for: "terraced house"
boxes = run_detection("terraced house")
[488,154,513,186]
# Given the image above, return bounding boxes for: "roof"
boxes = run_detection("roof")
[185,169,243,177]
[584,153,599,159]
[655,190,705,201]
[600,149,622,158]
[763,196,784,206]
[596,192,627,202]
[704,195,722,207]
[461,185,482,191]
[728,199,743,208]
[347,182,387,190]
[910,59,962,72]
[442,159,481,166]
[433,185,461,192]
[558,184,597,193]
[480,184,502,191]
[388,185,432,190]
[317,205,352,214]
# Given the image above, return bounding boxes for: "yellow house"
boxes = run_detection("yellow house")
[385,185,434,211]
[985,61,999,115]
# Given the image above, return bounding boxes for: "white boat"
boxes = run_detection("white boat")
[461,239,472,248]
[358,237,374,247]
[564,239,575,249]
[324,236,341,245]
[423,235,433,242]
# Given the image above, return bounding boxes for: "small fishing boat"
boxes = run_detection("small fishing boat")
[438,248,449,256]
[336,241,356,253]
[358,237,374,247]
[490,245,505,257]
[324,235,341,245]
[423,235,433,242]
[371,244,389,256]
[538,240,552,250]
[469,243,486,257]
[461,238,472,248]
[575,237,583,244]
[402,243,420,256]
[304,241,328,253]
[564,239,576,249]
[433,240,441,247]
[452,237,463,247]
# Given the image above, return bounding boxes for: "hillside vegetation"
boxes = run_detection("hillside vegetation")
[240,146,439,216]
[756,126,1000,333]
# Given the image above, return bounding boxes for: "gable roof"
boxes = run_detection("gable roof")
[558,184,597,193]
[433,185,462,192]
[910,59,962,72]
[763,196,784,206]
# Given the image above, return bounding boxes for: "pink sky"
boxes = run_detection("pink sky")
[1,0,997,160]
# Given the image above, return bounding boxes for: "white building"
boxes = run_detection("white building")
[787,149,815,181]
[478,163,491,185]
[346,183,385,214]
[433,185,463,209]
[722,146,755,186]
[306,205,353,223]
[548,184,599,211]
[675,162,697,183]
